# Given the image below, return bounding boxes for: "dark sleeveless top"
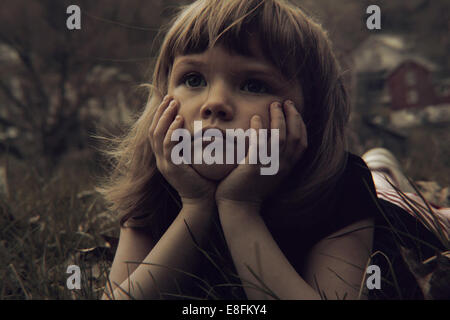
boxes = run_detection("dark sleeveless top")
[160,153,445,300]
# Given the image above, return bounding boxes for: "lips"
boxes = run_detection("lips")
[191,126,226,143]
[193,135,224,147]
[191,126,225,137]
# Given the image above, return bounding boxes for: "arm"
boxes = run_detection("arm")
[303,217,374,300]
[102,225,155,299]
[218,200,374,300]
[102,95,219,299]
[102,199,216,300]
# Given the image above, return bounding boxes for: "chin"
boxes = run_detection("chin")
[191,163,237,181]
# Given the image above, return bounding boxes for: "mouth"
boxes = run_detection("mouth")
[191,126,227,144]
[192,135,224,147]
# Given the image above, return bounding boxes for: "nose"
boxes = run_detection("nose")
[200,81,234,121]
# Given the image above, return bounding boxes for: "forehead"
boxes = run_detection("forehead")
[174,33,265,61]
[172,39,286,81]
[173,50,272,71]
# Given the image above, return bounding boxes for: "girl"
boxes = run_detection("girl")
[99,0,447,300]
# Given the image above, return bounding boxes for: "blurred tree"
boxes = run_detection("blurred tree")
[295,0,368,66]
[297,0,449,73]
[0,0,171,164]
[1,0,447,167]
[360,0,450,70]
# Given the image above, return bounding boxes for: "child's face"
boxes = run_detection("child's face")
[167,40,303,181]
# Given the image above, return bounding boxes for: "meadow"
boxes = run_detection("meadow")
[0,0,449,300]
[1,140,448,299]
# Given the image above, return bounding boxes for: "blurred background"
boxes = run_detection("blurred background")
[0,0,448,299]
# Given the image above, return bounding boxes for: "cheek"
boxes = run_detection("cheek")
[240,108,270,130]
[177,103,197,120]
[176,101,199,131]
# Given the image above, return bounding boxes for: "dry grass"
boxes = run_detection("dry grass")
[0,153,117,299]
[0,147,448,300]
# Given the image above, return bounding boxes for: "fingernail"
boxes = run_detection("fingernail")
[285,100,294,107]
[175,115,181,120]
[273,102,281,108]
[169,100,177,107]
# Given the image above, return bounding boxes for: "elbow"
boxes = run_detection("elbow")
[101,283,131,300]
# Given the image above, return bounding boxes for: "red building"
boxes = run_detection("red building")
[387,60,437,110]
[352,35,449,112]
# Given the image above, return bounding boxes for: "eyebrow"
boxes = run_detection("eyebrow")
[173,57,286,82]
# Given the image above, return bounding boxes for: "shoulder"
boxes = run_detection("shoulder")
[339,152,377,194]
[296,152,379,254]
[261,152,379,262]
[323,152,379,228]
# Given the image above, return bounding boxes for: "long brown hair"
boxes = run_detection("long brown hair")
[97,0,350,239]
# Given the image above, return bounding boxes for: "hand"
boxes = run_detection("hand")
[215,100,308,208]
[149,95,217,206]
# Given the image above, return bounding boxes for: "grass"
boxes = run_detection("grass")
[0,153,116,299]
[0,150,448,300]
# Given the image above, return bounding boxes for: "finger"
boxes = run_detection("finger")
[240,115,261,166]
[163,114,184,161]
[283,100,307,159]
[149,96,171,155]
[270,101,286,152]
[154,100,179,153]
[149,95,172,139]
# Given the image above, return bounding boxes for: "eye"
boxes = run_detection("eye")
[181,73,206,88]
[242,79,270,94]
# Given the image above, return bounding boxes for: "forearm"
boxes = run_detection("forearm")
[218,201,321,300]
[112,200,216,299]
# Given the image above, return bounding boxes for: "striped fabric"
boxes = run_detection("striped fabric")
[373,174,450,243]
[362,148,449,244]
